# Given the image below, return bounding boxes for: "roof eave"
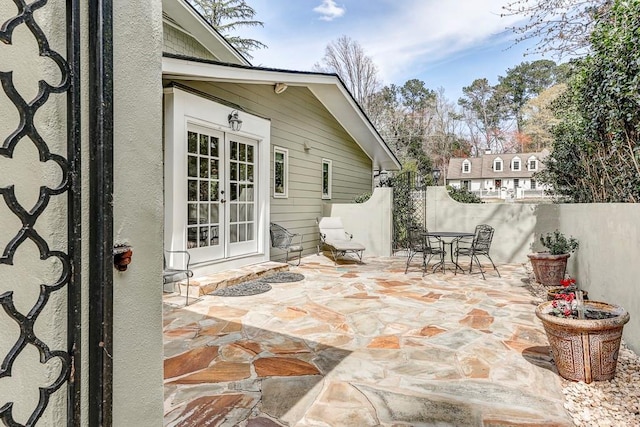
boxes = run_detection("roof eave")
[162,55,401,171]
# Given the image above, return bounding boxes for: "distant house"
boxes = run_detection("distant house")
[446,149,550,199]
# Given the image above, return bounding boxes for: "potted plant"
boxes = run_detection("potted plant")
[536,296,630,383]
[546,277,588,301]
[528,230,579,286]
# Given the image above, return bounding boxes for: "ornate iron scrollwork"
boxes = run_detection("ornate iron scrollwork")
[0,0,77,425]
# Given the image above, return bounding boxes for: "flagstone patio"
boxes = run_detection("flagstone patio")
[163,256,573,426]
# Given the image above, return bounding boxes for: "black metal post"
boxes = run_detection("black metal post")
[88,0,114,425]
[67,0,82,425]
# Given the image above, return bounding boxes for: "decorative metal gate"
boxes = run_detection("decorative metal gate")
[2,0,116,423]
[390,171,429,252]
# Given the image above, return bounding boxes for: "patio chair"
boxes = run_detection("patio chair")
[270,222,303,266]
[163,250,194,305]
[404,226,445,274]
[316,217,365,264]
[454,224,500,279]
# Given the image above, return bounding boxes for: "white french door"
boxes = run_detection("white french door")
[186,124,258,263]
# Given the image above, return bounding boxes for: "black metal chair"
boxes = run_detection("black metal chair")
[163,250,194,305]
[454,224,500,279]
[270,223,303,266]
[404,227,445,275]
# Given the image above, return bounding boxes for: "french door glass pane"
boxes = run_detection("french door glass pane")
[247,145,254,163]
[188,132,198,154]
[199,181,209,201]
[188,180,197,201]
[199,204,208,224]
[209,181,218,201]
[199,134,209,156]
[188,156,197,177]
[210,137,219,157]
[199,158,208,178]
[230,224,238,243]
[187,204,197,225]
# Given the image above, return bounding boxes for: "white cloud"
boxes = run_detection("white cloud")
[313,0,346,21]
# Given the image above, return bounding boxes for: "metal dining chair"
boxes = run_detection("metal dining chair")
[163,250,194,305]
[270,223,304,266]
[454,224,500,279]
[404,227,445,275]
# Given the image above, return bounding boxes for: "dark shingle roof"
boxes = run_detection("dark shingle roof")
[447,150,549,180]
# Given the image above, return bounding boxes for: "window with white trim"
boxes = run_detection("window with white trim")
[528,157,538,171]
[462,159,471,173]
[531,179,537,189]
[512,157,521,171]
[494,158,503,172]
[321,159,332,199]
[514,178,520,188]
[273,147,288,198]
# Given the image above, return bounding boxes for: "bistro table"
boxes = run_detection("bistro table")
[424,231,475,273]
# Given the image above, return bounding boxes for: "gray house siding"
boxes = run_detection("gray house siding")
[165,80,373,261]
[163,22,216,60]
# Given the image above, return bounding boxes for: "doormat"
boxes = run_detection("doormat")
[209,280,272,297]
[261,272,305,283]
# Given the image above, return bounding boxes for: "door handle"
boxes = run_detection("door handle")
[220,199,226,204]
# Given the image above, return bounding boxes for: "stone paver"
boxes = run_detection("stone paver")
[163,256,572,426]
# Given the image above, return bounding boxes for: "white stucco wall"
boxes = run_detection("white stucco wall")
[426,187,640,353]
[112,0,165,425]
[426,187,538,263]
[322,188,393,257]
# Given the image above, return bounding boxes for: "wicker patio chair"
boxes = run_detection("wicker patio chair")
[316,217,365,264]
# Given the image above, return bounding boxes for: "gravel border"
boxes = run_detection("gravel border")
[525,267,640,426]
[261,272,306,283]
[209,281,272,297]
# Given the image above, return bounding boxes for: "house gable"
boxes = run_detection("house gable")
[162,0,249,65]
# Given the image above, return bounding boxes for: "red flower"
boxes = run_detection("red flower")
[560,278,576,287]
[563,308,572,316]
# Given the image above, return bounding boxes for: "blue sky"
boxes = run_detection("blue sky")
[236,0,549,101]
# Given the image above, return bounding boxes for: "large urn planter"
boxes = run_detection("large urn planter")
[528,252,570,287]
[536,301,630,383]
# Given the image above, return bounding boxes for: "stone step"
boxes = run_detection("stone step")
[179,261,290,297]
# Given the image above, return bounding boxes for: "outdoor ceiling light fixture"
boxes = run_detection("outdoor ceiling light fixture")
[228,110,243,131]
[274,82,288,94]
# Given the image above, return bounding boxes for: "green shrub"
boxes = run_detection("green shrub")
[353,192,372,203]
[447,186,483,203]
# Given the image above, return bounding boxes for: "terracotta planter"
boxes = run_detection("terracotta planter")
[546,287,588,301]
[536,301,630,383]
[528,252,570,287]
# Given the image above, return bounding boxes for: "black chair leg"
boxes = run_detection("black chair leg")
[405,250,415,273]
[486,254,500,277]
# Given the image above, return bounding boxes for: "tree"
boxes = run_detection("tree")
[426,88,470,179]
[502,0,612,58]
[187,0,266,58]
[369,80,436,175]
[495,60,561,133]
[458,78,504,153]
[314,36,381,114]
[539,0,640,202]
[521,83,567,151]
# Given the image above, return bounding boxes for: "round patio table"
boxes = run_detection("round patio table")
[424,231,475,273]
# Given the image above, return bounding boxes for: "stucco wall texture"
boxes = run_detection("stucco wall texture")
[426,187,640,353]
[111,1,165,426]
